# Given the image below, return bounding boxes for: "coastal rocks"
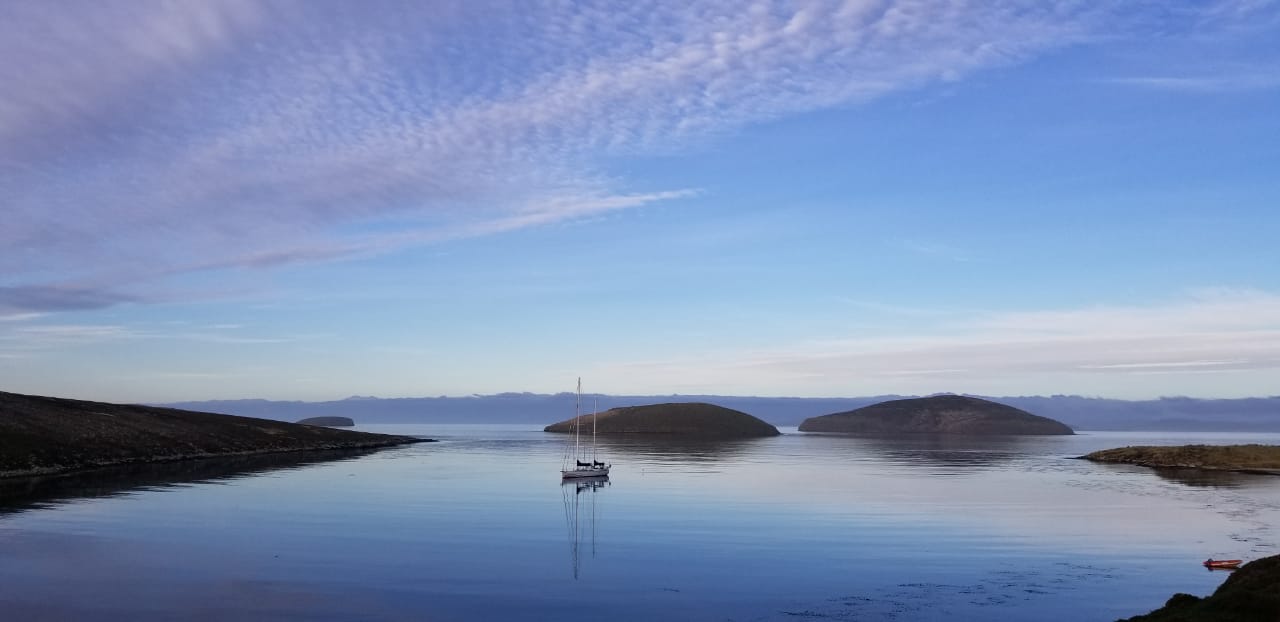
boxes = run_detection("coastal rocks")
[1120,554,1280,621]
[798,395,1074,435]
[544,402,780,438]
[0,390,428,478]
[297,416,355,427]
[1081,445,1280,475]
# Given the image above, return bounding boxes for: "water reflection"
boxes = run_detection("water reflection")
[591,435,772,468]
[1150,467,1253,489]
[814,433,1044,473]
[562,475,608,579]
[0,448,385,517]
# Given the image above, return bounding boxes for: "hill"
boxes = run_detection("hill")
[544,402,780,438]
[798,395,1074,435]
[0,391,427,478]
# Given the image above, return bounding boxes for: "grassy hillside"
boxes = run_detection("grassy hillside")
[0,390,427,478]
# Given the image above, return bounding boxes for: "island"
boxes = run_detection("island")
[544,402,781,438]
[797,395,1074,435]
[1081,445,1280,475]
[1120,554,1280,621]
[0,390,430,479]
[297,416,356,427]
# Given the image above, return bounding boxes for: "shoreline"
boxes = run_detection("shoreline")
[0,436,433,480]
[1080,444,1280,476]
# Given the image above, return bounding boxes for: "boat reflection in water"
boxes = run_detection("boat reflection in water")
[562,475,609,579]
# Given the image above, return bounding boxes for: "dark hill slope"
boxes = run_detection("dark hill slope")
[1121,554,1280,621]
[0,391,427,478]
[545,402,780,438]
[799,395,1073,435]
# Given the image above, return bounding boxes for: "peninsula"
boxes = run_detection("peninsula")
[544,402,780,438]
[798,395,1074,435]
[0,390,429,479]
[1082,445,1280,475]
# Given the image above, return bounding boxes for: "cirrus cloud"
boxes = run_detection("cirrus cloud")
[0,1,1243,313]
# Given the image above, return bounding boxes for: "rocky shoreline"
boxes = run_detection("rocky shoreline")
[0,390,431,479]
[1081,445,1280,476]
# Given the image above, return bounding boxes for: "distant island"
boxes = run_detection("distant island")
[798,395,1074,435]
[0,390,429,479]
[1121,553,1280,621]
[297,416,355,427]
[544,402,780,438]
[1082,445,1280,475]
[163,393,1280,431]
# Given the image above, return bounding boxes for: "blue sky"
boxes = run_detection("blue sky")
[2,1,1278,402]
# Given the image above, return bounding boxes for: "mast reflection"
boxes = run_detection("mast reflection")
[561,475,608,579]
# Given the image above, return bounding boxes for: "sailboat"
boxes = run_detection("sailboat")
[560,378,610,479]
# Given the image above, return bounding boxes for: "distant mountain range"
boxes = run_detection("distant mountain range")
[162,393,1280,432]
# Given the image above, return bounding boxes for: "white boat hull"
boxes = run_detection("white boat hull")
[561,467,610,479]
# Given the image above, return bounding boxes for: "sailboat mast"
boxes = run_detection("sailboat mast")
[574,377,582,461]
[592,396,598,462]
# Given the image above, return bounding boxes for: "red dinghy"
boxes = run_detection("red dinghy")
[1203,559,1242,570]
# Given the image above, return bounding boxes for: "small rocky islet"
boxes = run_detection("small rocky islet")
[296,416,356,427]
[798,395,1075,435]
[544,402,780,438]
[0,390,429,478]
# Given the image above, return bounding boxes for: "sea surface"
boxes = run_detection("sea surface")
[1,425,1279,621]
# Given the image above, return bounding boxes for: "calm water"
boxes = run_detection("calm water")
[1,426,1279,621]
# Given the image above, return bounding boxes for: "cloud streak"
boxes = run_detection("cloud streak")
[599,289,1280,396]
[0,286,139,314]
[2,1,1130,309]
[1107,74,1280,92]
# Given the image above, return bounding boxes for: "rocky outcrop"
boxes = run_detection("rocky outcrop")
[1082,445,1280,475]
[798,395,1073,435]
[0,390,429,478]
[1120,554,1280,621]
[544,402,780,438]
[297,416,355,427]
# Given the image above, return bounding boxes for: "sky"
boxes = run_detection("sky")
[2,0,1279,403]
